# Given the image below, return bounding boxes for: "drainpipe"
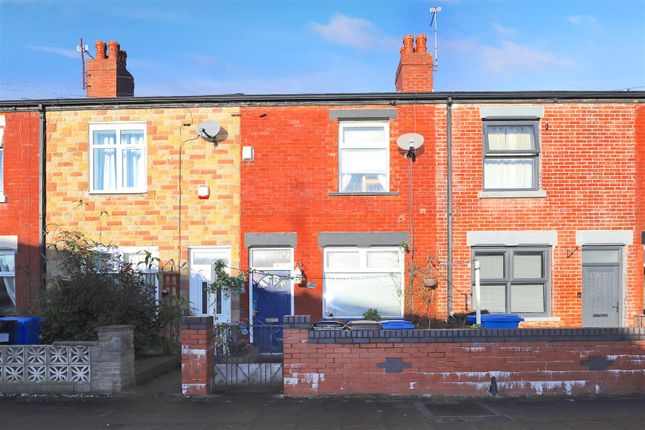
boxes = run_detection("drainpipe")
[446,97,453,317]
[38,105,46,297]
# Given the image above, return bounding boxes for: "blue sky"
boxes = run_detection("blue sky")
[1,0,644,99]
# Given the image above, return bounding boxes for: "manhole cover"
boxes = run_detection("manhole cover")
[425,402,494,417]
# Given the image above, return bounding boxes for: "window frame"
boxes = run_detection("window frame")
[337,120,390,193]
[323,246,404,318]
[471,246,551,317]
[89,122,147,194]
[0,249,16,311]
[482,119,541,192]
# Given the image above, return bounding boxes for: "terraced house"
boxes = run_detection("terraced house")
[0,36,643,332]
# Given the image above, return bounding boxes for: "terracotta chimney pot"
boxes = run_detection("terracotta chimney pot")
[107,40,119,60]
[95,41,106,60]
[402,35,414,54]
[415,34,427,54]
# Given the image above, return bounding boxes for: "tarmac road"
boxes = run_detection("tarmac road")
[0,370,643,430]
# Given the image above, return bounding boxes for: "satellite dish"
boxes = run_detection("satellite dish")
[196,120,221,144]
[397,133,425,162]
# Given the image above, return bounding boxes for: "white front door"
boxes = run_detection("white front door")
[189,247,232,323]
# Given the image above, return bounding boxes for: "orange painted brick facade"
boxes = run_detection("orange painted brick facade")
[0,111,41,313]
[240,105,437,321]
[45,107,241,312]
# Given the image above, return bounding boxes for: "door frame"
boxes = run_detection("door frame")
[188,245,232,320]
[248,247,294,342]
[581,245,623,327]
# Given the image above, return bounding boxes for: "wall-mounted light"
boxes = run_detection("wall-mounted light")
[293,261,304,286]
[197,184,210,199]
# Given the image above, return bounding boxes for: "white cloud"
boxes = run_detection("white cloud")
[26,45,78,59]
[309,13,398,51]
[445,38,576,73]
[491,22,517,37]
[565,14,598,26]
[185,53,217,67]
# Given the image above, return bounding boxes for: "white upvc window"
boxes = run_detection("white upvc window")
[0,116,5,201]
[338,121,389,193]
[94,246,160,300]
[0,250,16,312]
[89,122,147,193]
[323,246,403,318]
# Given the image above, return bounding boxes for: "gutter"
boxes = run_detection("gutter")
[38,105,46,296]
[0,90,644,110]
[446,97,453,317]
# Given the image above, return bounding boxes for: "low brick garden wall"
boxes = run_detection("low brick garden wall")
[283,316,645,397]
[0,325,135,394]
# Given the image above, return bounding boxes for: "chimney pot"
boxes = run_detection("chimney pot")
[401,35,414,54]
[95,41,106,60]
[107,40,119,60]
[415,34,427,54]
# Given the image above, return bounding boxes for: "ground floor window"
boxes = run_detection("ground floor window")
[0,251,16,313]
[323,246,403,318]
[94,246,160,300]
[472,246,550,316]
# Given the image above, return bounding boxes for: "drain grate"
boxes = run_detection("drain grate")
[425,402,494,417]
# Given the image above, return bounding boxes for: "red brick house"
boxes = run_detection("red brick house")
[239,34,645,329]
[0,111,42,315]
[0,34,643,331]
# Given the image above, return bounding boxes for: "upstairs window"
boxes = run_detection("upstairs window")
[338,121,389,193]
[483,121,540,191]
[89,123,146,193]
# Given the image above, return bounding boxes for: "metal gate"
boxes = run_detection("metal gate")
[213,322,283,388]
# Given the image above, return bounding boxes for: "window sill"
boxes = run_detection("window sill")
[0,194,5,203]
[522,316,561,322]
[479,190,546,199]
[88,190,148,195]
[328,192,399,197]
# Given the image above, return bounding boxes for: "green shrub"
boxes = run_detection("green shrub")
[362,308,382,321]
[41,231,186,355]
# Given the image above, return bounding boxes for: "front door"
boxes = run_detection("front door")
[249,248,293,353]
[582,247,621,327]
[189,247,232,323]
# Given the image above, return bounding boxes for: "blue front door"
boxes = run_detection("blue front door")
[251,270,291,353]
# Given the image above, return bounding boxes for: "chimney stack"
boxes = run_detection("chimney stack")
[395,34,433,92]
[86,40,135,98]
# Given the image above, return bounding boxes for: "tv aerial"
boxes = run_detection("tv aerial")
[397,133,425,162]
[429,6,441,71]
[196,120,221,146]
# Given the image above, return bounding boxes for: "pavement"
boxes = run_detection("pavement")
[0,370,643,430]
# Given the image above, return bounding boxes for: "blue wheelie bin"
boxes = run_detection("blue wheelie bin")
[0,317,41,344]
[467,313,523,329]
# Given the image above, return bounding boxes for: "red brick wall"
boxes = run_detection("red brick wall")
[283,325,645,397]
[180,316,215,396]
[0,111,41,313]
[434,103,643,325]
[240,105,438,321]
